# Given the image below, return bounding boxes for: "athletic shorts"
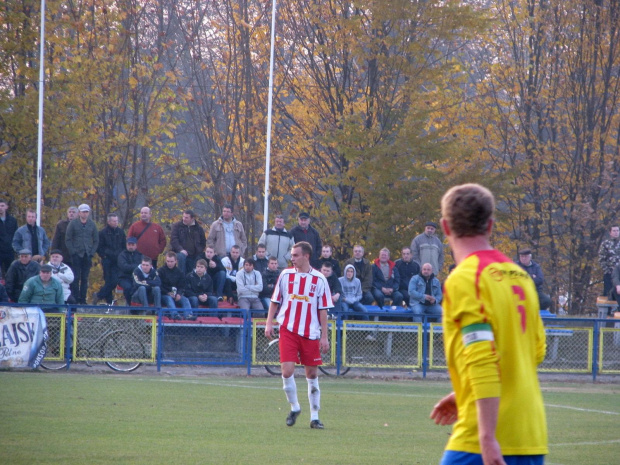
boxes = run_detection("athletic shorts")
[279,327,323,366]
[440,451,544,465]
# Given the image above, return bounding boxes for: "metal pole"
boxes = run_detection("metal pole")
[262,0,277,232]
[36,0,46,226]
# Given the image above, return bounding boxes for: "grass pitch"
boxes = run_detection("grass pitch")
[0,370,618,464]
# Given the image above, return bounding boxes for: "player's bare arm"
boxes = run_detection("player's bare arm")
[319,308,330,353]
[476,397,506,465]
[265,301,279,339]
[430,391,457,426]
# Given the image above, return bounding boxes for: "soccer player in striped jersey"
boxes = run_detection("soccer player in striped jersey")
[430,184,548,465]
[265,241,333,429]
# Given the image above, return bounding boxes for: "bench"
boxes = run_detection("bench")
[596,297,618,318]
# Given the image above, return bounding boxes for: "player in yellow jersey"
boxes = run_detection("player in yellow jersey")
[430,184,548,465]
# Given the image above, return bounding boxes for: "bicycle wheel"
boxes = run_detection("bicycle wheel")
[318,365,351,376]
[40,360,68,370]
[101,331,145,373]
[264,338,282,376]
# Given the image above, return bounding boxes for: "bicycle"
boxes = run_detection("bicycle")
[41,302,150,373]
[263,333,350,376]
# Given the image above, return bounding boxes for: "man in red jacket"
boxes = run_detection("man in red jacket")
[127,207,167,267]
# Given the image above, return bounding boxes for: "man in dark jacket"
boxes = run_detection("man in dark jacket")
[371,248,403,307]
[92,213,126,305]
[170,209,206,274]
[131,256,161,312]
[516,248,551,310]
[290,212,322,267]
[51,206,78,269]
[185,259,218,310]
[65,204,99,304]
[0,199,18,277]
[321,262,342,313]
[5,249,40,301]
[344,245,374,304]
[259,256,280,311]
[158,251,192,320]
[394,246,420,306]
[204,246,226,300]
[117,238,143,305]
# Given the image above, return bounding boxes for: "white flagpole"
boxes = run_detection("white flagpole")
[36,0,46,226]
[263,0,277,232]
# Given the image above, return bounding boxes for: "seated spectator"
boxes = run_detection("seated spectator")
[18,264,64,307]
[394,246,420,307]
[5,249,40,302]
[158,251,192,320]
[409,263,442,322]
[320,262,342,314]
[259,257,280,311]
[117,237,143,305]
[516,248,551,310]
[343,245,374,304]
[185,259,218,311]
[131,256,161,312]
[317,245,341,277]
[221,244,244,303]
[236,258,264,313]
[204,246,226,301]
[371,248,403,307]
[48,249,74,304]
[252,244,269,274]
[338,264,369,320]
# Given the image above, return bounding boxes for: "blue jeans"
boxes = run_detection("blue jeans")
[177,253,200,275]
[161,294,192,317]
[260,297,271,311]
[188,295,218,309]
[410,302,442,322]
[131,286,161,309]
[372,288,404,307]
[211,270,226,298]
[341,301,369,320]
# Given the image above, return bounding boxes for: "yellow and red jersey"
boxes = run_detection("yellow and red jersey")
[442,249,548,455]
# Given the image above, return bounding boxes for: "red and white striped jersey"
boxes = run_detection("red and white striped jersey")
[271,267,333,339]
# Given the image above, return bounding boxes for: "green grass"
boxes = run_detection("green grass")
[0,371,618,464]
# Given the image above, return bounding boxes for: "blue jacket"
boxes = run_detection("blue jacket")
[408,273,442,306]
[12,224,50,256]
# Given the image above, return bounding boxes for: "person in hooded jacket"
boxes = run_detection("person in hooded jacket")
[338,264,369,320]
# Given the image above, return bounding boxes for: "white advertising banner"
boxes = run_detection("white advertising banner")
[0,306,48,369]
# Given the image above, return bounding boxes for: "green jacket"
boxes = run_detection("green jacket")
[18,276,64,305]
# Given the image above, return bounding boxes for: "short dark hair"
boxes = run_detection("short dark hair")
[268,256,278,263]
[294,241,313,257]
[165,251,177,259]
[231,244,241,251]
[196,259,208,268]
[222,204,233,211]
[320,261,333,269]
[141,256,152,265]
[107,213,118,219]
[184,209,195,218]
[245,258,255,266]
[257,243,266,250]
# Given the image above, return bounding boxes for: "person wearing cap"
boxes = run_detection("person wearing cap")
[92,213,126,305]
[65,204,99,304]
[0,198,18,277]
[290,212,322,267]
[117,237,144,305]
[127,206,167,267]
[48,249,74,304]
[206,204,248,258]
[4,249,41,301]
[410,221,444,276]
[18,264,64,306]
[516,248,551,310]
[12,208,50,257]
[51,206,78,269]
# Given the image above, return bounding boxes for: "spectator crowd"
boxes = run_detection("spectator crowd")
[1,197,604,318]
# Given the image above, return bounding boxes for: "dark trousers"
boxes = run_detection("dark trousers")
[71,254,92,304]
[96,257,119,303]
[118,277,134,305]
[603,273,613,298]
[0,253,14,279]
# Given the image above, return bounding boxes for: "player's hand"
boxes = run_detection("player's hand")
[265,324,276,340]
[430,392,458,425]
[480,436,506,465]
[319,335,330,354]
